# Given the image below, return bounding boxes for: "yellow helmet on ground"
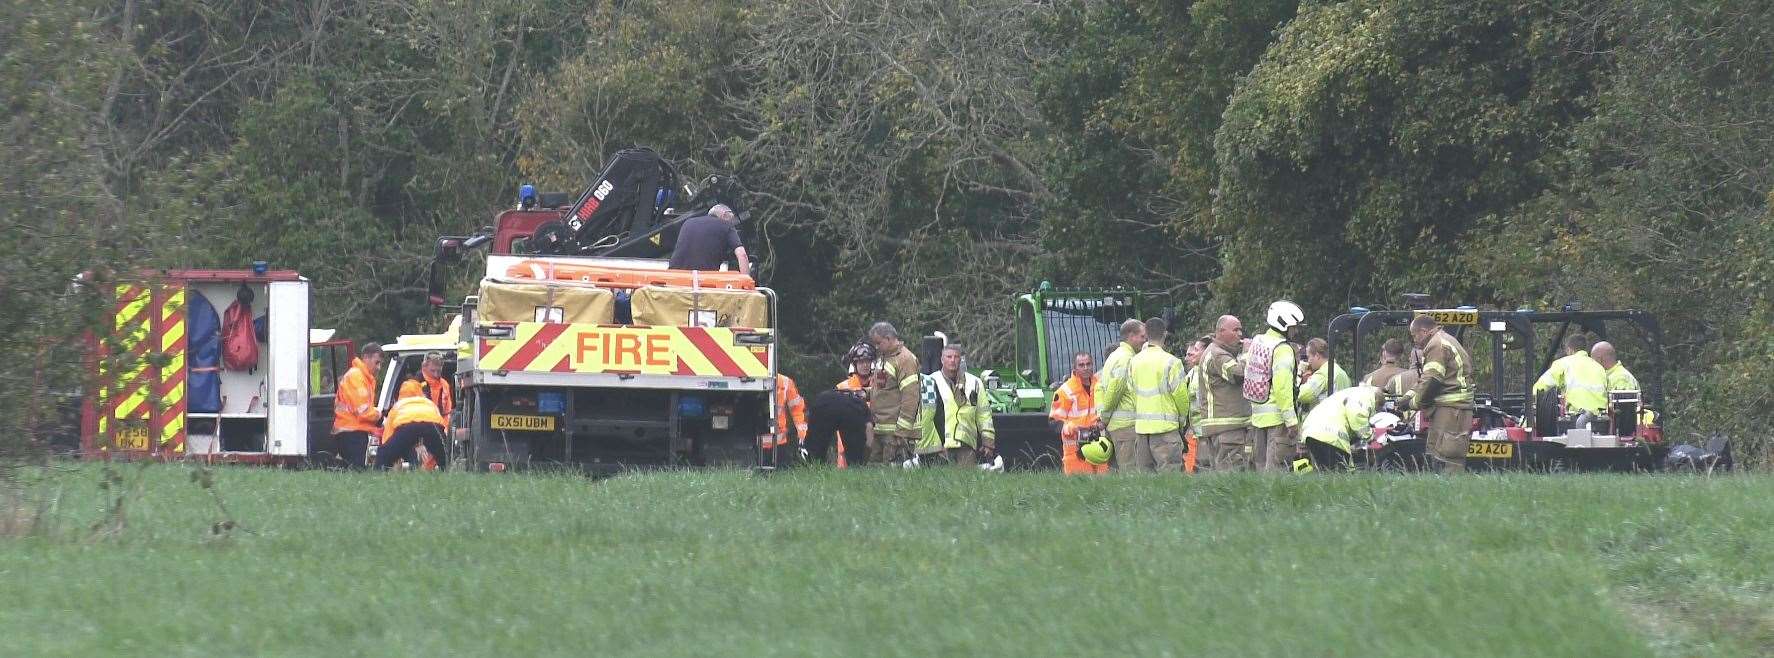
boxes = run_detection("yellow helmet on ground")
[1292,456,1315,473]
[1080,436,1113,465]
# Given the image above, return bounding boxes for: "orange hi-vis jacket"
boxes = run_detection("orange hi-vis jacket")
[774,375,809,447]
[1050,375,1098,442]
[423,373,454,423]
[386,381,445,436]
[1051,374,1107,475]
[333,357,382,437]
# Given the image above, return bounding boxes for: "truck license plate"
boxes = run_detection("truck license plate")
[1424,310,1479,325]
[115,425,150,450]
[1467,442,1513,458]
[490,414,555,431]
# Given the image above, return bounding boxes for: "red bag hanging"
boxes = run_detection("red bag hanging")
[222,286,260,371]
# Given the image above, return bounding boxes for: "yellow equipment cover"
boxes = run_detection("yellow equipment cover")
[630,286,770,328]
[478,279,615,325]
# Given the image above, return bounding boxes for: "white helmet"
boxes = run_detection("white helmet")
[1267,300,1305,333]
[1369,412,1402,431]
[977,454,1005,472]
[1368,411,1402,446]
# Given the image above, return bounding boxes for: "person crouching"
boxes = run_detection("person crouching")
[377,380,449,471]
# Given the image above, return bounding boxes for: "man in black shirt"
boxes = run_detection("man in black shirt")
[668,204,750,274]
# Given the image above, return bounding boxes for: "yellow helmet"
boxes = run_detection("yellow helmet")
[1079,437,1113,465]
[1292,456,1315,473]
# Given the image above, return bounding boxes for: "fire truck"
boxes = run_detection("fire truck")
[428,148,778,472]
[78,267,353,465]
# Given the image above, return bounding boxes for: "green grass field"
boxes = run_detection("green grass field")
[1,465,1770,657]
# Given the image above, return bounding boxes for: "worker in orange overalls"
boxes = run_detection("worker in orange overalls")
[331,342,383,469]
[417,351,453,470]
[771,374,809,465]
[376,380,448,471]
[1052,350,1108,475]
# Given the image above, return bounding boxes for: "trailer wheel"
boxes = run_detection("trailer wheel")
[1377,454,1412,473]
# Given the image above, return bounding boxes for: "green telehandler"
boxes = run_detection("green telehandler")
[961,282,1152,469]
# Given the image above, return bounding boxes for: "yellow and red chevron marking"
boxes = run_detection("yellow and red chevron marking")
[152,286,187,454]
[104,285,153,427]
[477,323,772,378]
[97,283,187,454]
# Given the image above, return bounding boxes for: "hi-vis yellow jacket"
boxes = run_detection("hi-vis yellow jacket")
[917,370,995,453]
[1130,345,1191,435]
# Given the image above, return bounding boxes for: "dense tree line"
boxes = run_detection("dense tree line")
[4,0,1769,461]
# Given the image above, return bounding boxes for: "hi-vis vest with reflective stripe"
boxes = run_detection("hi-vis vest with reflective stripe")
[917,371,994,452]
[774,375,808,442]
[1130,346,1191,434]
[1299,363,1351,411]
[1302,385,1381,454]
[333,358,382,435]
[1605,363,1639,393]
[1050,375,1097,441]
[1248,330,1298,428]
[1534,351,1609,414]
[385,395,445,436]
[1094,342,1139,431]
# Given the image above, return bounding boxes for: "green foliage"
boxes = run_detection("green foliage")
[1463,1,1774,458]
[1213,0,1607,320]
[513,0,746,183]
[4,0,1770,461]
[1034,0,1302,308]
[0,0,160,457]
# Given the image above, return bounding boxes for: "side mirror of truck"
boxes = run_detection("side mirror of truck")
[436,238,464,264]
[427,260,447,307]
[429,231,493,307]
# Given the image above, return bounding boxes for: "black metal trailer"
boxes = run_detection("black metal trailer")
[1325,306,1671,472]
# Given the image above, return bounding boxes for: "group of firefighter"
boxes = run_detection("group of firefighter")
[325,300,1642,474]
[329,342,456,470]
[770,322,999,469]
[773,300,1644,475]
